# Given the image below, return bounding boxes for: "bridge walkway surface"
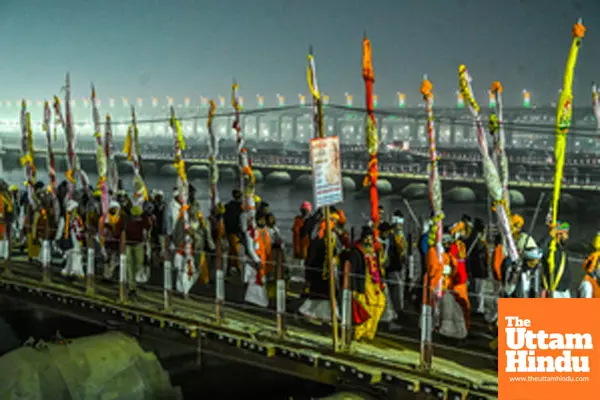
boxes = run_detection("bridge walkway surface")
[0,254,498,400]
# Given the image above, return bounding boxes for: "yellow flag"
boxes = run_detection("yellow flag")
[123,126,133,160]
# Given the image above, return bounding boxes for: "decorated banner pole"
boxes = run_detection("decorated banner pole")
[132,108,144,179]
[207,99,224,321]
[20,101,37,207]
[458,65,519,263]
[419,75,441,370]
[232,83,262,301]
[169,107,194,297]
[547,19,585,297]
[123,107,149,207]
[490,81,511,210]
[43,102,60,221]
[593,83,600,131]
[105,115,119,196]
[307,46,339,351]
[362,33,380,248]
[90,85,109,294]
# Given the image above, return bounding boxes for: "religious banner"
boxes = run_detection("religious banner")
[310,136,343,209]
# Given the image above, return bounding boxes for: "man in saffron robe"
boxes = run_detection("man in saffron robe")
[579,233,600,298]
[349,226,386,342]
[223,189,243,274]
[426,232,470,340]
[292,201,312,259]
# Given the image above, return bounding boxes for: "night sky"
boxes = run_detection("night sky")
[0,0,599,107]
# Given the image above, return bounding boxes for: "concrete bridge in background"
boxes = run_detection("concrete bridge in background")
[1,144,599,207]
[1,103,598,149]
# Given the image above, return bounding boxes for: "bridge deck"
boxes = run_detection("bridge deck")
[1,259,497,400]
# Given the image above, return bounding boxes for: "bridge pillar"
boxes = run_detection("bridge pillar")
[450,119,457,146]
[410,120,418,145]
[255,115,261,140]
[292,116,298,142]
[277,115,284,142]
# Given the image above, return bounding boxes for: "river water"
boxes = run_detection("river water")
[5,167,596,251]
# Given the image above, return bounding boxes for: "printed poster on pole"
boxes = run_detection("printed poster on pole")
[310,136,343,209]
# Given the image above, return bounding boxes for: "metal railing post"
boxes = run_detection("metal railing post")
[85,233,95,296]
[275,249,285,337]
[119,230,127,303]
[340,260,352,349]
[215,235,224,323]
[41,216,50,284]
[163,235,172,312]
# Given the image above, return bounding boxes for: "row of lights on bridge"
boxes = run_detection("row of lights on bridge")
[0,91,533,110]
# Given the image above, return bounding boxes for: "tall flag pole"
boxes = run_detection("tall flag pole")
[490,82,511,211]
[104,114,119,197]
[105,115,119,195]
[132,107,145,179]
[208,99,219,212]
[420,75,441,370]
[43,101,60,221]
[547,19,585,297]
[207,98,223,320]
[123,107,148,207]
[19,101,37,206]
[232,82,261,281]
[458,65,518,263]
[592,83,600,131]
[91,85,109,236]
[307,46,339,351]
[362,34,380,248]
[169,108,194,281]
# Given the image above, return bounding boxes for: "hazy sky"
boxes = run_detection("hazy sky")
[0,0,599,107]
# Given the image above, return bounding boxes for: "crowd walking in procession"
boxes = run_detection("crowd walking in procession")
[1,18,598,363]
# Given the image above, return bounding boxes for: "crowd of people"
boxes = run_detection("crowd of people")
[0,177,598,345]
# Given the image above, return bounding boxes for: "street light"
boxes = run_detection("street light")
[488,90,496,109]
[456,91,464,109]
[397,92,405,108]
[298,93,306,106]
[523,89,531,108]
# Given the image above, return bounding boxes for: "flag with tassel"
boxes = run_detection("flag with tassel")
[546,19,585,295]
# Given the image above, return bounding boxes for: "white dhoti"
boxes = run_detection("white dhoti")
[550,289,571,298]
[174,253,198,295]
[437,292,468,340]
[298,299,340,322]
[0,239,8,260]
[244,262,269,308]
[380,284,398,323]
[61,249,84,278]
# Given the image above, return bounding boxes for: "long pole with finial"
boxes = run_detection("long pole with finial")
[546,18,585,297]
[307,46,339,351]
